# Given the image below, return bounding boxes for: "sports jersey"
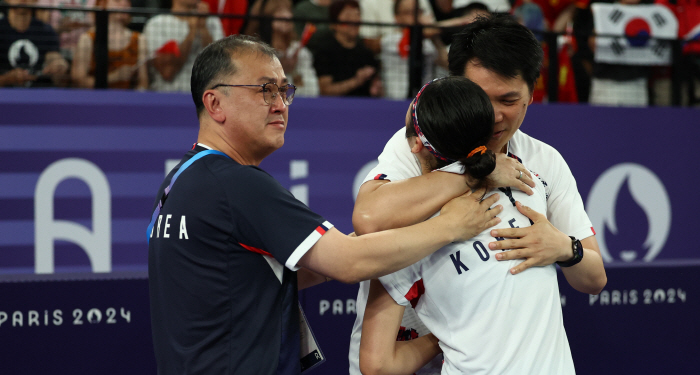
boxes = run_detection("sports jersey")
[378,178,573,374]
[149,145,332,375]
[349,128,592,374]
[0,18,60,87]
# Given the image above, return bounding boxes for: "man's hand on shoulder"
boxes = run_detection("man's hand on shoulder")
[486,202,607,293]
[487,201,571,274]
[485,153,535,195]
[439,188,503,243]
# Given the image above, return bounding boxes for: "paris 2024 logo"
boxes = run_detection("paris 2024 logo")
[586,163,671,263]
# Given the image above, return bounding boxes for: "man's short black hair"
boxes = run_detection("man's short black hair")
[448,13,543,93]
[191,35,278,117]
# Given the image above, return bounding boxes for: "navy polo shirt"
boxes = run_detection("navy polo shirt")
[149,146,331,374]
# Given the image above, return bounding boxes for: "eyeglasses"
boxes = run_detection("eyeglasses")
[210,82,297,105]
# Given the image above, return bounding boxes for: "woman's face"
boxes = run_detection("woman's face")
[334,5,361,40]
[272,8,294,35]
[106,0,131,24]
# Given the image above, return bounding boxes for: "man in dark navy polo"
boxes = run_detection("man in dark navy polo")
[147,34,504,375]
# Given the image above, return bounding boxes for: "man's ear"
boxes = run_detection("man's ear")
[407,136,423,154]
[203,90,226,123]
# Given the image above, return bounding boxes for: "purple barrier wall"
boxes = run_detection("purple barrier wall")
[0,89,697,374]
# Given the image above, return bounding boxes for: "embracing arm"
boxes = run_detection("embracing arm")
[298,190,502,284]
[360,279,441,375]
[298,233,359,290]
[488,202,607,295]
[297,268,330,290]
[353,172,470,235]
[353,153,534,235]
[560,236,606,294]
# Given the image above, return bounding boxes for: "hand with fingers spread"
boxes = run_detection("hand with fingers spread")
[488,201,572,275]
[441,188,503,242]
[485,153,536,195]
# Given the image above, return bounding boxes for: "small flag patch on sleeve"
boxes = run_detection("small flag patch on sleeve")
[405,279,425,309]
[286,221,335,271]
[315,222,331,235]
[374,173,388,180]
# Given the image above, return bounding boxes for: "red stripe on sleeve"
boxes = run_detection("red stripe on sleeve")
[315,226,326,235]
[404,279,425,309]
[591,227,596,235]
[239,242,273,257]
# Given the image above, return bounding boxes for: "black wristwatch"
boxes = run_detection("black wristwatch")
[556,236,584,267]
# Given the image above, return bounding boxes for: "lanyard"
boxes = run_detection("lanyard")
[147,149,229,243]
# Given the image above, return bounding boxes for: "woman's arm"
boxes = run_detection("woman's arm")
[136,33,149,89]
[317,67,373,96]
[71,33,95,88]
[359,279,441,375]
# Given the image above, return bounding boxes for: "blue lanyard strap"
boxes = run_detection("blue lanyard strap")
[147,149,229,243]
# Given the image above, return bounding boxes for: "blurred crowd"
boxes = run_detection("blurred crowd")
[1,0,699,106]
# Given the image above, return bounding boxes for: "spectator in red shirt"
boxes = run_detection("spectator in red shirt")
[202,0,248,35]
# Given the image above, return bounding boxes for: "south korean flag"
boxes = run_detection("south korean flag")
[592,4,678,66]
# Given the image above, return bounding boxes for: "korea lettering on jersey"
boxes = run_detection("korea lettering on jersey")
[378,181,575,374]
[593,3,679,65]
[147,150,226,244]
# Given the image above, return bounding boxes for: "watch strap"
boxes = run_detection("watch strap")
[556,236,584,268]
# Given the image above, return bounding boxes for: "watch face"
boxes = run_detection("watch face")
[574,240,583,258]
[560,237,584,267]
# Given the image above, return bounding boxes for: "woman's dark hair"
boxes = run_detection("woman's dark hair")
[406,76,496,189]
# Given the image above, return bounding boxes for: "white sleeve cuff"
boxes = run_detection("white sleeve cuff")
[285,221,334,271]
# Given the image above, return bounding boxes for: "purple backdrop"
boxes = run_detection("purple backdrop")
[0,89,697,374]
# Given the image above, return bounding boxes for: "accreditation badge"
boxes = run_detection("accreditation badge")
[299,303,325,373]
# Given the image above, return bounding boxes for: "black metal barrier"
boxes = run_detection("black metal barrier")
[1,4,698,106]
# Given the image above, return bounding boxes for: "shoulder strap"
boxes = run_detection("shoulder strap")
[147,150,229,243]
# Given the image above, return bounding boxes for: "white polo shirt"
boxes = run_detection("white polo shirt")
[349,128,592,374]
